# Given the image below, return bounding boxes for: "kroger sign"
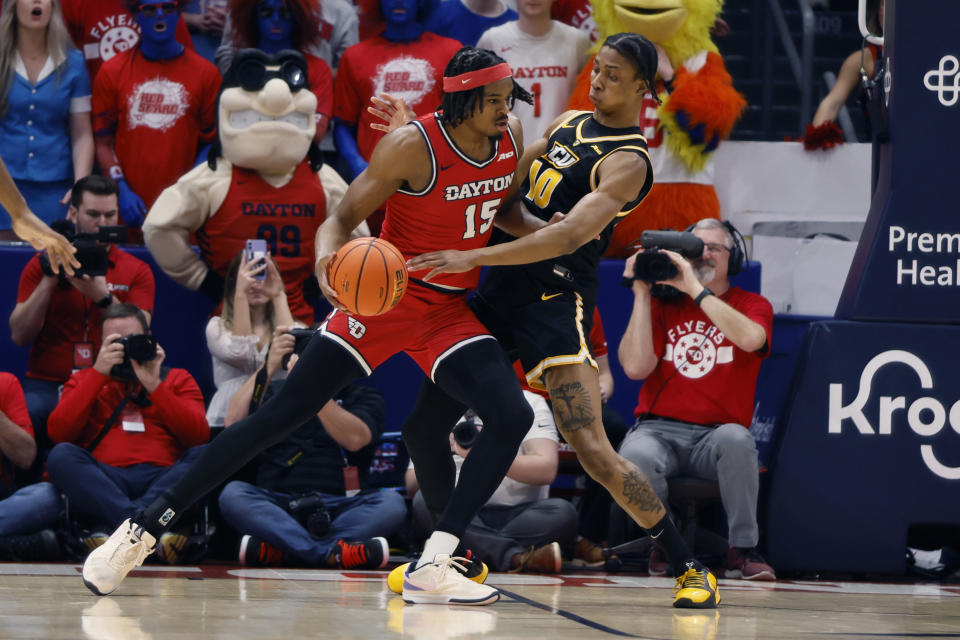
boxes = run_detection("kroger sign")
[828,350,960,480]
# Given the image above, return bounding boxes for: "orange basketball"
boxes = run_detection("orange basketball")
[326,237,407,316]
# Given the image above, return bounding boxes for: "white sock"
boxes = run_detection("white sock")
[416,531,460,569]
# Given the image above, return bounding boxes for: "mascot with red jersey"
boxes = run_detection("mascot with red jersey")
[143,49,360,324]
[568,0,745,257]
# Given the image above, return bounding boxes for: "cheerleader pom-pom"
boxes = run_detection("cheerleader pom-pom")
[802,120,845,151]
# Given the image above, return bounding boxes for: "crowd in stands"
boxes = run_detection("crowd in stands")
[0,0,783,581]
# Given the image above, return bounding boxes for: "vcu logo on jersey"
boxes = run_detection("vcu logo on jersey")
[544,142,579,170]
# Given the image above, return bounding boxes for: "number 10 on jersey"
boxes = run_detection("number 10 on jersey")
[462,198,501,240]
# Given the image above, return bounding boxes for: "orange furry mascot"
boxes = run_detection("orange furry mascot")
[569,0,745,257]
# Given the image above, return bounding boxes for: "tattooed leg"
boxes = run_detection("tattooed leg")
[544,362,666,527]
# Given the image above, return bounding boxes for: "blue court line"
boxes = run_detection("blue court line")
[497,587,649,638]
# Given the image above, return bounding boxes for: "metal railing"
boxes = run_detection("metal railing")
[858,0,884,46]
[765,0,815,133]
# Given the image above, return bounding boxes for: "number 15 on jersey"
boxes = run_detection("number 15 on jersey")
[462,198,501,240]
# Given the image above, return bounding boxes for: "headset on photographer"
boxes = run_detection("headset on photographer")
[683,219,747,277]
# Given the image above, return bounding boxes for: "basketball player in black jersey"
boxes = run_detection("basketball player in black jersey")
[406,32,720,608]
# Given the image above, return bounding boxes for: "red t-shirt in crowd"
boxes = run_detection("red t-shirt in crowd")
[0,373,33,486]
[93,48,220,210]
[47,367,209,468]
[333,33,462,161]
[196,161,326,325]
[61,0,194,81]
[516,306,607,396]
[634,287,773,428]
[551,0,597,42]
[305,53,333,118]
[17,245,156,383]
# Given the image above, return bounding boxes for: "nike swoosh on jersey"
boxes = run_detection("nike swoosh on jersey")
[439,163,456,171]
[541,292,563,301]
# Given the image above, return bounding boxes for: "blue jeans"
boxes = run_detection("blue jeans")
[218,481,407,566]
[21,377,62,460]
[0,482,62,536]
[46,443,208,528]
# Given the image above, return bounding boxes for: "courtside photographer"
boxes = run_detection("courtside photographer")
[617,218,777,581]
[45,303,209,562]
[216,324,405,570]
[9,176,155,474]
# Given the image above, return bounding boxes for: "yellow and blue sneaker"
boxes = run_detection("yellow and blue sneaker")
[388,550,488,594]
[673,561,720,609]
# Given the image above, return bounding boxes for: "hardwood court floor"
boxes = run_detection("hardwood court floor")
[0,563,958,639]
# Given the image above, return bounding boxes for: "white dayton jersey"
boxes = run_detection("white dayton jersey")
[478,21,589,140]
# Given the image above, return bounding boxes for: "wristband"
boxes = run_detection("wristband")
[108,165,124,181]
[694,287,714,307]
[95,292,114,308]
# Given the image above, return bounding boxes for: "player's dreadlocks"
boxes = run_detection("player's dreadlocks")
[439,47,533,128]
[602,32,662,105]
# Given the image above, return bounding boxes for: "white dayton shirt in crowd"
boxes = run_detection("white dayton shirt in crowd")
[477,21,589,140]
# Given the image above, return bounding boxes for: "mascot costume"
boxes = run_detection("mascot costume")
[568,0,745,257]
[143,49,358,325]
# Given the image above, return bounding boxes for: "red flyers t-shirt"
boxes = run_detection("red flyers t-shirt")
[61,0,194,81]
[634,287,774,428]
[551,0,597,42]
[17,245,156,383]
[333,33,462,161]
[0,373,32,485]
[93,48,220,210]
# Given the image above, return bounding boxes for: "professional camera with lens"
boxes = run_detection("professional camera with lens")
[109,334,159,380]
[631,230,704,283]
[287,491,332,540]
[281,328,316,370]
[39,220,128,278]
[452,411,481,449]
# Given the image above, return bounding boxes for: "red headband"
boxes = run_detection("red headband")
[442,63,513,93]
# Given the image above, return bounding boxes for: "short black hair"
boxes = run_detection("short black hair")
[439,47,533,128]
[601,33,660,104]
[102,303,150,333]
[71,175,119,208]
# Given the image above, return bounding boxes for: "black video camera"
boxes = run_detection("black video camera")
[452,411,481,449]
[281,328,316,371]
[39,220,128,278]
[630,230,704,283]
[288,491,332,540]
[109,334,159,380]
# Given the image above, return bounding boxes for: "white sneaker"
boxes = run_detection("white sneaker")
[402,554,500,606]
[82,519,157,596]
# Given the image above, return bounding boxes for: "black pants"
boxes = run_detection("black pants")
[412,492,578,571]
[141,334,532,541]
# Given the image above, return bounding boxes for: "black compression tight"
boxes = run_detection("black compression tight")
[138,336,364,538]
[402,338,533,539]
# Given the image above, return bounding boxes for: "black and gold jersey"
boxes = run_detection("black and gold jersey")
[480,110,653,306]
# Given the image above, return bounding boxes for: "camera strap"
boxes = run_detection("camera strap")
[248,363,270,416]
[85,368,171,452]
[85,390,137,453]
